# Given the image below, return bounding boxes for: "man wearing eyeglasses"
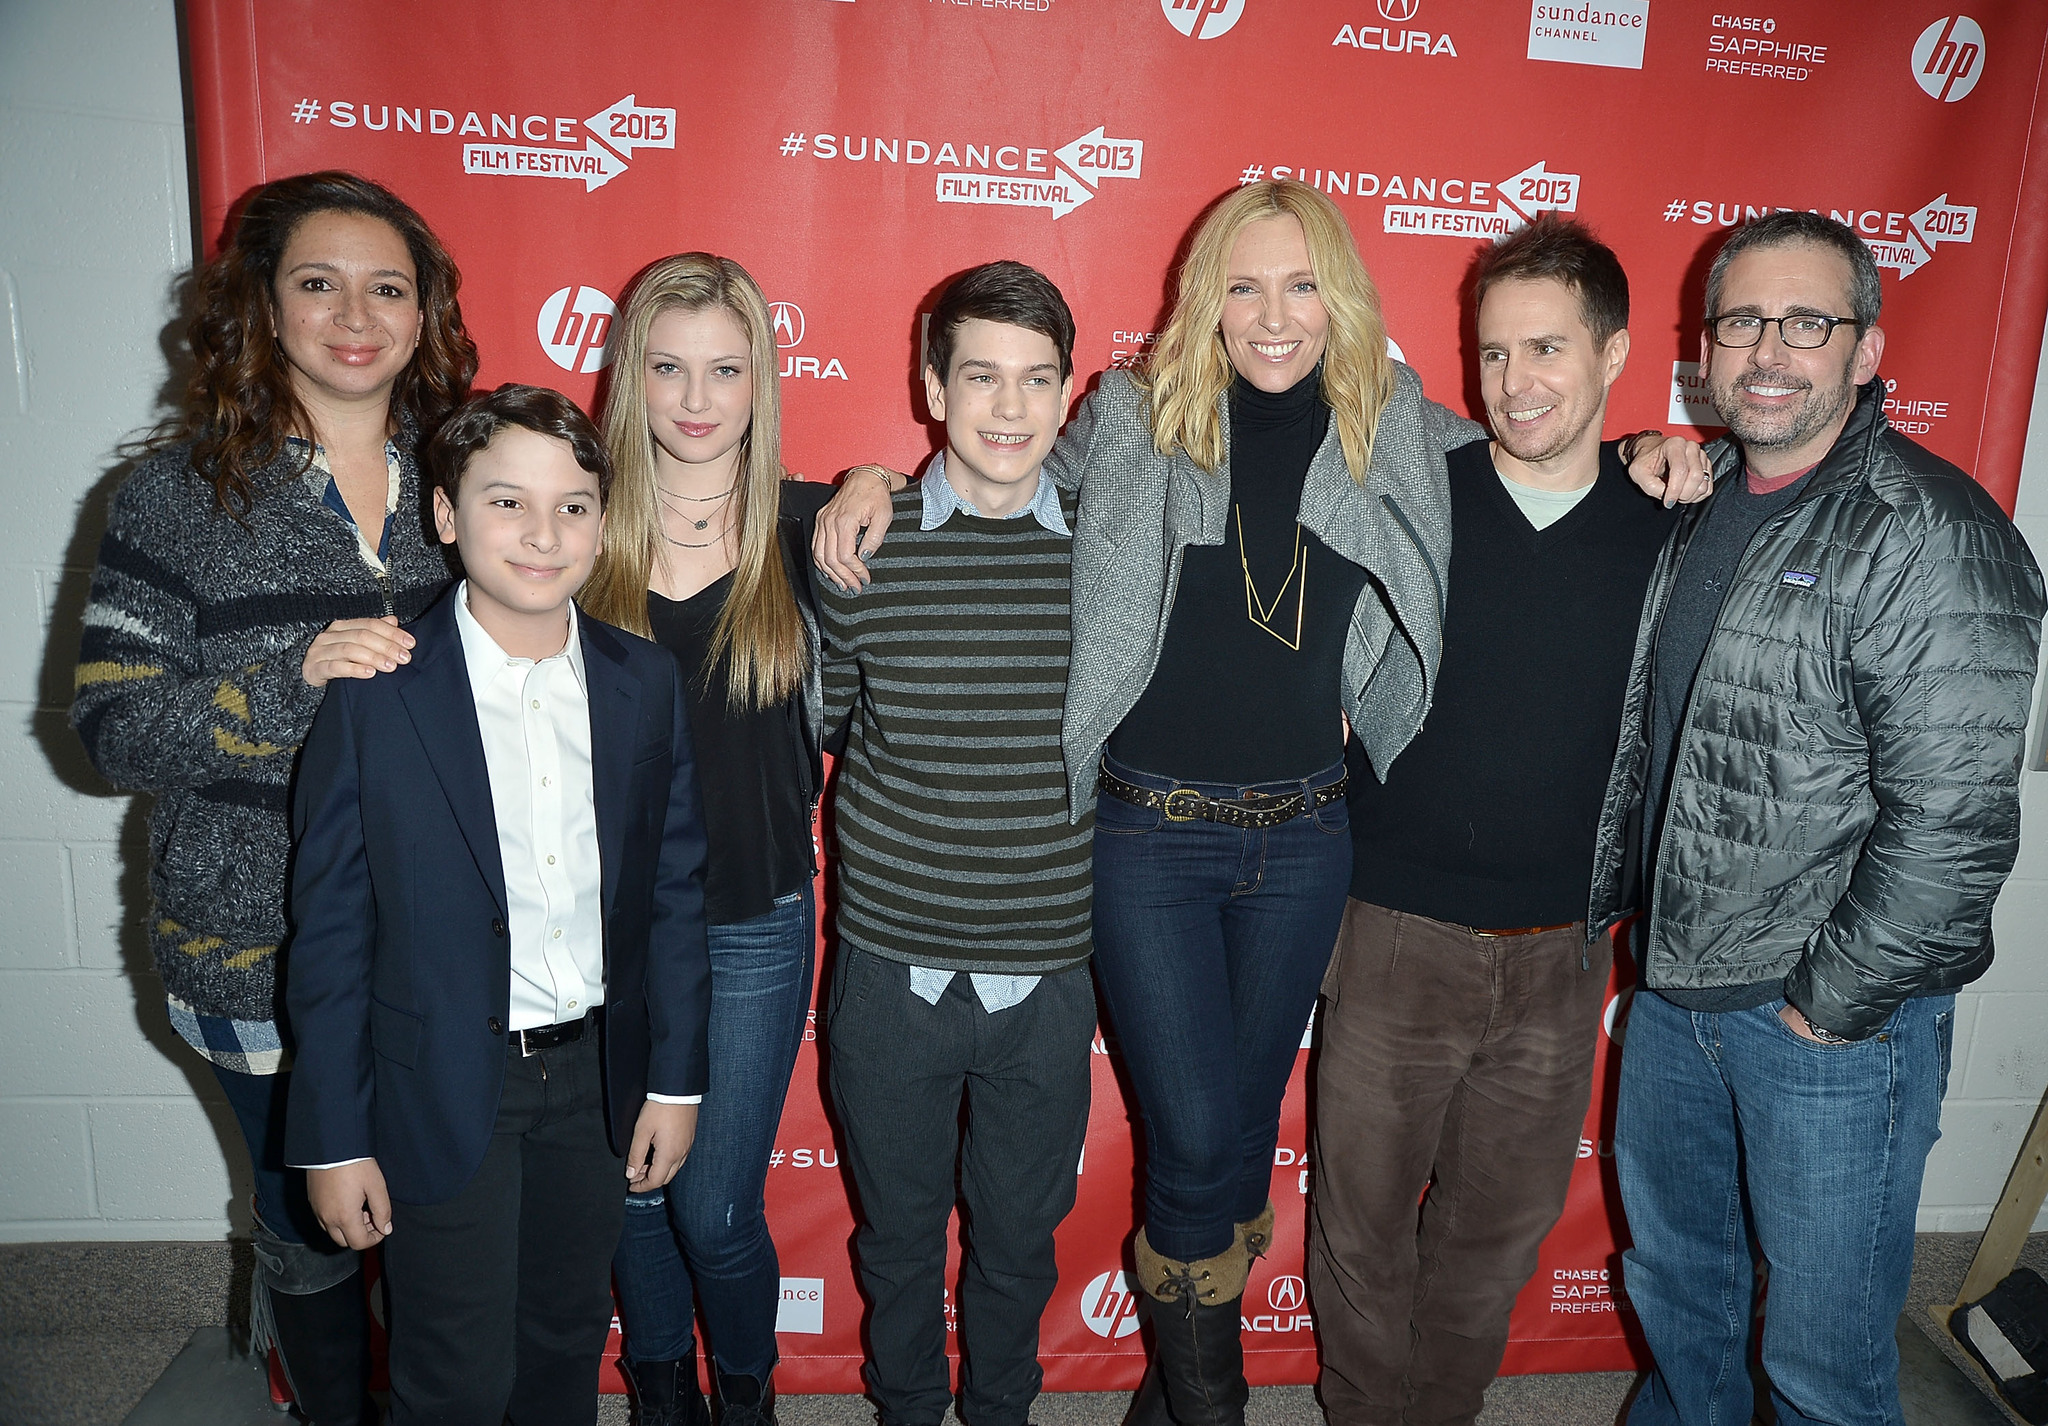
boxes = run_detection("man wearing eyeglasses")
[1587,210,2044,1425]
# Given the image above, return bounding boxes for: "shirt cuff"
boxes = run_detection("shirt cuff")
[294,1157,372,1170]
[645,1093,703,1105]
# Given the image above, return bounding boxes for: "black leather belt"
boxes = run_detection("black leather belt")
[509,1009,592,1056]
[1098,762,1348,830]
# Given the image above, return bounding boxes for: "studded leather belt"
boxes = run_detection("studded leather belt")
[1098,762,1348,830]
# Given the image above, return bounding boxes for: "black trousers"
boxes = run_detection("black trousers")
[827,950,1095,1426]
[380,1029,624,1426]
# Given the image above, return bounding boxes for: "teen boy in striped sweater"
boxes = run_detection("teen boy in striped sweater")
[819,262,1092,1426]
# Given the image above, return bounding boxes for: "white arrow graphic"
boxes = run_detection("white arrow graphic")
[1494,159,1582,226]
[935,168,1095,219]
[585,93,677,157]
[1055,126,1145,186]
[1908,193,1976,252]
[463,138,627,192]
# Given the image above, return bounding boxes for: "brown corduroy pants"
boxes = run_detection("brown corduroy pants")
[1307,899,1611,1426]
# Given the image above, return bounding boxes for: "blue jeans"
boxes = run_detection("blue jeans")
[612,882,815,1379]
[1616,988,1954,1426]
[211,1061,324,1247]
[1090,755,1351,1262]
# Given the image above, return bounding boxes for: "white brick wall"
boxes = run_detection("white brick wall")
[1,0,2044,1243]
[0,0,241,1243]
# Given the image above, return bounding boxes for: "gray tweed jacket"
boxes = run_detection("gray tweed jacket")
[1047,365,1482,821]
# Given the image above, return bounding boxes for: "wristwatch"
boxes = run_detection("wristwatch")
[1799,1011,1852,1045]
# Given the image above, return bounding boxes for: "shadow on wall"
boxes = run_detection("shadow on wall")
[29,263,257,1238]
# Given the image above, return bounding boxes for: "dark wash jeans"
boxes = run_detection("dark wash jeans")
[1616,987,1953,1426]
[612,882,815,1381]
[1307,900,1609,1426]
[827,948,1094,1426]
[1090,754,1351,1262]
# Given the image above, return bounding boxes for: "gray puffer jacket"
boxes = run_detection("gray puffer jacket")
[1049,365,1481,821]
[1587,382,2045,1039]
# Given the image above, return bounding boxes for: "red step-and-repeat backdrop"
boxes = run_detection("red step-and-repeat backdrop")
[188,0,2048,1394]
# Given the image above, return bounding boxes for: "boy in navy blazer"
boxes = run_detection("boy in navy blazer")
[286,385,712,1426]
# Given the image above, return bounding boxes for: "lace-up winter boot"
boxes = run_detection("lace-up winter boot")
[1128,1226,1252,1426]
[714,1366,779,1426]
[624,1357,710,1426]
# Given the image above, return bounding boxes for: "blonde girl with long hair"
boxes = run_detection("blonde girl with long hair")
[814,180,1484,1426]
[581,253,830,1426]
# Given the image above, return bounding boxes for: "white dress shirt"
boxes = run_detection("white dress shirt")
[456,590,698,1107]
[454,586,607,1032]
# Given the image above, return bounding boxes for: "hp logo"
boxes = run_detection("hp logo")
[536,285,615,374]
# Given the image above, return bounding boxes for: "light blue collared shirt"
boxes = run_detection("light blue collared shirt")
[906,449,1063,1014]
[919,450,1070,536]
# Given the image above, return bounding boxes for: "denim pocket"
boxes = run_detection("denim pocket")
[1310,796,1351,836]
[1094,791,1163,836]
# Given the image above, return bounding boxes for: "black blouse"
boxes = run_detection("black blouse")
[1108,372,1369,784]
[647,574,812,925]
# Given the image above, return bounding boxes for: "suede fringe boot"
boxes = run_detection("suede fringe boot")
[266,1271,375,1426]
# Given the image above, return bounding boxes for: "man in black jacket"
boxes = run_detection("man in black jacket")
[1590,211,2045,1426]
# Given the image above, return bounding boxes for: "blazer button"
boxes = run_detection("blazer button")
[488,1016,503,1035]
[491,918,506,938]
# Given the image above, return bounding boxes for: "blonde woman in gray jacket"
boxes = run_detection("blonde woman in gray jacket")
[815,182,1700,1424]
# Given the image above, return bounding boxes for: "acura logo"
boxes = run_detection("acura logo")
[1267,1275,1306,1312]
[1378,0,1421,19]
[770,301,806,349]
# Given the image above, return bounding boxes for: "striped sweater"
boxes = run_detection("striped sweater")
[70,432,452,1070]
[820,486,1092,972]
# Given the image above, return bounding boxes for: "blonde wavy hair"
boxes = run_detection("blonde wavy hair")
[1136,180,1395,482]
[580,253,806,711]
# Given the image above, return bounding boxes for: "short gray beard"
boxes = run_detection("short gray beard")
[1711,350,1858,455]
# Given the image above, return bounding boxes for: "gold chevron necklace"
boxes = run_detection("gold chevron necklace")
[1235,505,1306,650]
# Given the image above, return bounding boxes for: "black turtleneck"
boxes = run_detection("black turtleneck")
[1108,373,1369,783]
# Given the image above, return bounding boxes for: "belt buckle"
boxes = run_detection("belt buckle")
[517,1028,538,1057]
[1162,788,1204,822]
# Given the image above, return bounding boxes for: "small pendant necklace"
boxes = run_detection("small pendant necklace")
[657,481,735,532]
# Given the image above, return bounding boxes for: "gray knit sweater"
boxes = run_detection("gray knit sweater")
[71,433,452,1069]
[820,486,1092,972]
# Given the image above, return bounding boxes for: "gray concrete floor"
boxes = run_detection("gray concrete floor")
[0,1234,2038,1426]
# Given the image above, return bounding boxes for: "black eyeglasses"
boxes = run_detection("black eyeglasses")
[1706,314,1859,350]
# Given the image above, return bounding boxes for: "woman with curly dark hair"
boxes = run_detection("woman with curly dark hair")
[70,170,475,1426]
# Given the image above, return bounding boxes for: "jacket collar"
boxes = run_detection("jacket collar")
[1707,378,1889,498]
[1175,382,1382,571]
[393,588,643,919]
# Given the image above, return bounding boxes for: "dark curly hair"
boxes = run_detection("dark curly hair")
[167,171,478,517]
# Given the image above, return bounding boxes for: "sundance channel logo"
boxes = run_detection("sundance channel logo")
[776,1278,825,1335]
[1527,0,1650,70]
[780,125,1144,221]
